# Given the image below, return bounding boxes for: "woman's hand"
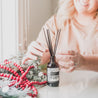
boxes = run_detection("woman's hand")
[56,50,84,72]
[22,41,50,65]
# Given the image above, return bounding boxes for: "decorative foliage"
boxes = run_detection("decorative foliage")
[0,54,47,98]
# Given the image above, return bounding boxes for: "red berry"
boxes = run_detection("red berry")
[13,77,16,80]
[0,65,3,68]
[9,68,11,72]
[6,67,9,70]
[7,74,10,78]
[3,66,6,69]
[15,73,18,77]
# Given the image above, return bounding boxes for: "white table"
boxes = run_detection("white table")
[38,70,98,98]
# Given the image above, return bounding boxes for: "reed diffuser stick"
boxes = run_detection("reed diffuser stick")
[43,28,52,56]
[44,28,61,87]
[47,29,53,55]
[54,29,61,56]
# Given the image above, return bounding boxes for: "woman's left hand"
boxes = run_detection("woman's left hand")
[56,50,84,72]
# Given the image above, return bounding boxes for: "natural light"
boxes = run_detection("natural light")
[0,0,18,61]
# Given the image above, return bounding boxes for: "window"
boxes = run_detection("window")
[0,0,29,62]
[0,0,19,61]
[0,0,55,62]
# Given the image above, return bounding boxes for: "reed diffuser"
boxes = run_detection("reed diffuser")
[44,28,61,87]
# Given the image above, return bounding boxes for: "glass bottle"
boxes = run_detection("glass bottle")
[47,56,59,87]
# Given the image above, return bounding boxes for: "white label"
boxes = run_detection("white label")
[47,68,59,83]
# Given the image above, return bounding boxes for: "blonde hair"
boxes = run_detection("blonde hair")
[56,0,76,28]
[56,0,98,28]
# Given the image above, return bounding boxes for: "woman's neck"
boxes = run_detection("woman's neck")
[75,12,96,26]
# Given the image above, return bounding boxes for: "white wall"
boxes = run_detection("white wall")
[27,0,59,45]
[52,0,59,14]
[27,0,52,45]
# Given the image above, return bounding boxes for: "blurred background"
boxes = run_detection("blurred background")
[26,0,58,44]
[0,0,59,61]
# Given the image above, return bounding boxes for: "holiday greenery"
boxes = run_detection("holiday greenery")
[0,54,47,98]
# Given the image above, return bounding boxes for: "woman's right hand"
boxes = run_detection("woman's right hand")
[56,50,81,72]
[22,41,50,65]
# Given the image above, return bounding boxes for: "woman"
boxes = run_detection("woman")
[22,0,98,72]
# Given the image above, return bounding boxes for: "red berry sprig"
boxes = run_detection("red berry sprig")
[0,60,47,97]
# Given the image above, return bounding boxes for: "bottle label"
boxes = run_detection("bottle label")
[47,68,59,83]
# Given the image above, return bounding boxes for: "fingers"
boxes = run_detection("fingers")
[60,66,75,73]
[22,57,31,65]
[30,41,45,51]
[28,42,49,57]
[59,65,70,69]
[30,41,45,52]
[59,60,75,73]
[58,60,75,68]
[57,50,77,55]
[56,55,75,62]
[22,41,49,64]
[40,51,50,65]
[30,47,43,57]
[56,50,79,72]
[22,53,38,64]
[56,50,78,63]
[66,66,75,73]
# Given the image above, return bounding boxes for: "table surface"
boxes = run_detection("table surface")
[38,70,98,98]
